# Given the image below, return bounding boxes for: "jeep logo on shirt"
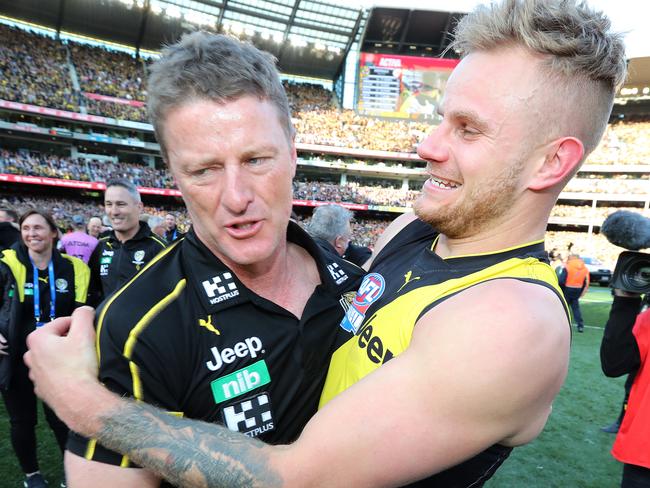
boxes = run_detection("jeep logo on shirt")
[206,336,264,371]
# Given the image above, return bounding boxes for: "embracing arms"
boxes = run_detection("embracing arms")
[26,278,569,488]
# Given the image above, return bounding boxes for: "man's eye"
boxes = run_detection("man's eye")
[459,126,480,137]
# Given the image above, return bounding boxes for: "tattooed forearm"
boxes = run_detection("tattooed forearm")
[96,400,284,488]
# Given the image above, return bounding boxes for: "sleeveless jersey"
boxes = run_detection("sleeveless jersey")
[320,219,569,487]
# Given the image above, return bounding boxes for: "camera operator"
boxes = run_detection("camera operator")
[601,289,650,487]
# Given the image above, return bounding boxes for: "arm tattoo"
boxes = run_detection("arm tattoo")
[96,400,284,488]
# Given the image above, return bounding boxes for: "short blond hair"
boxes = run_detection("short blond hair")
[452,0,627,157]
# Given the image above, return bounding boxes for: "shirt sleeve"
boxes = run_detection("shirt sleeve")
[66,296,184,466]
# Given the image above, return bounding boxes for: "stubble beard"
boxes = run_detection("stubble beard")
[413,157,526,239]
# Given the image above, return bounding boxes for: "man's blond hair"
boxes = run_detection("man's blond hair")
[451,0,627,158]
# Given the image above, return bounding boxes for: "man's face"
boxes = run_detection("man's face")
[163,96,296,270]
[414,47,547,239]
[165,214,176,231]
[104,186,142,235]
[87,217,102,238]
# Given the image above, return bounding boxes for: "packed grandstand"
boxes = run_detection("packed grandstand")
[0,18,649,268]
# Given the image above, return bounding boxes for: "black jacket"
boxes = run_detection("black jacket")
[164,227,184,243]
[0,222,20,250]
[0,243,90,389]
[601,295,643,377]
[88,222,166,306]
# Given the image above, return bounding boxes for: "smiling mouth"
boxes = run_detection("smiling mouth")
[429,175,460,189]
[231,222,255,230]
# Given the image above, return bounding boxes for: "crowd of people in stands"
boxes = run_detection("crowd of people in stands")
[0,149,175,189]
[551,205,646,221]
[588,119,650,166]
[70,43,147,103]
[1,22,650,162]
[0,21,648,263]
[0,24,78,112]
[2,147,647,208]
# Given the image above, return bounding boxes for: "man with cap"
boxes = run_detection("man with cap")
[60,215,98,264]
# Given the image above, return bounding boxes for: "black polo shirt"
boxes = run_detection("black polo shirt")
[68,222,364,468]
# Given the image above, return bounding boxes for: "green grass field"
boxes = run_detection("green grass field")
[0,287,629,487]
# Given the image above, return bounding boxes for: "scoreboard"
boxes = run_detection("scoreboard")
[357,53,459,122]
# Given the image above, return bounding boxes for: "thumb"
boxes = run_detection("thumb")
[68,306,97,344]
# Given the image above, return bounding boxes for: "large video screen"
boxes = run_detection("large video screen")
[357,53,459,122]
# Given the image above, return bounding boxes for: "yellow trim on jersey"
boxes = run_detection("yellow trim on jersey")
[0,249,26,302]
[319,255,567,408]
[61,254,90,303]
[122,278,187,360]
[429,235,547,260]
[84,438,97,460]
[95,241,181,363]
[148,234,168,248]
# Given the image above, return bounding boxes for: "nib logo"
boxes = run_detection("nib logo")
[210,359,271,404]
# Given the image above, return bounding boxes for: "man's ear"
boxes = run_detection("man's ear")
[289,139,298,178]
[528,137,584,191]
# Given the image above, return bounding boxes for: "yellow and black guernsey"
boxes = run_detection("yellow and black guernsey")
[320,219,569,488]
[67,222,364,473]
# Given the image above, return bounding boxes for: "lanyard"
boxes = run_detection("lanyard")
[30,257,56,328]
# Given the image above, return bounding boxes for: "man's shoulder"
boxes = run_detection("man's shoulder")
[423,278,569,344]
[98,242,185,314]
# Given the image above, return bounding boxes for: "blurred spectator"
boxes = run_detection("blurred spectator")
[59,215,98,263]
[0,206,20,249]
[87,217,103,238]
[164,212,184,242]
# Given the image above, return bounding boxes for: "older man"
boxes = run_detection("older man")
[36,33,363,487]
[26,0,627,486]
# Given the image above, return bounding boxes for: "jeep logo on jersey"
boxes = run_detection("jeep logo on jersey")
[206,336,264,371]
[211,359,271,404]
[327,262,348,285]
[357,315,394,365]
[339,273,385,334]
[101,249,114,257]
[55,279,68,293]
[221,392,274,438]
[202,272,240,305]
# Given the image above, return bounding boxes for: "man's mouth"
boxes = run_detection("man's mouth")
[231,222,254,230]
[428,175,460,189]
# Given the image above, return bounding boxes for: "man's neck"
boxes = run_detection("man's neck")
[434,210,548,259]
[29,249,53,270]
[115,224,140,243]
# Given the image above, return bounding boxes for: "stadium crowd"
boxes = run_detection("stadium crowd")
[2,22,650,161]
[0,24,78,112]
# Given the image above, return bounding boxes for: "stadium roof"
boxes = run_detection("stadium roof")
[0,0,366,80]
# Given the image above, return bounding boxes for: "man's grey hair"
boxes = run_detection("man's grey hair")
[451,0,627,157]
[148,215,165,229]
[105,178,141,203]
[308,205,353,244]
[147,31,293,160]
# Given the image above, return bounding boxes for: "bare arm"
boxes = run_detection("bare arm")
[27,281,569,487]
[65,452,161,488]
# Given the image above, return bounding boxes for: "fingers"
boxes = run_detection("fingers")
[69,306,97,343]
